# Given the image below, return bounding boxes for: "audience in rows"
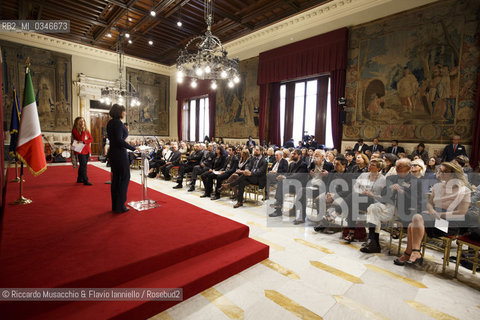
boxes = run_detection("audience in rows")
[133,134,478,267]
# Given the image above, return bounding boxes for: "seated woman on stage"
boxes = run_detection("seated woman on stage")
[394,162,471,266]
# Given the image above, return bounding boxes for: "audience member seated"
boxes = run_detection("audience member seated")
[224,146,267,208]
[221,149,251,200]
[410,159,426,178]
[345,151,356,173]
[353,138,369,154]
[179,141,188,155]
[383,153,399,177]
[269,149,309,224]
[188,143,215,191]
[411,142,429,164]
[160,143,181,180]
[265,150,289,200]
[351,153,369,173]
[425,157,439,175]
[266,147,275,169]
[362,158,421,253]
[173,144,204,188]
[369,138,383,153]
[394,162,471,266]
[386,139,405,155]
[200,146,227,198]
[207,147,239,200]
[343,158,387,243]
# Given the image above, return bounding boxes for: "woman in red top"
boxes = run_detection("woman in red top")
[72,117,93,185]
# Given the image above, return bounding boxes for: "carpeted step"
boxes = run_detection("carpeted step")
[25,238,269,320]
[1,166,251,290]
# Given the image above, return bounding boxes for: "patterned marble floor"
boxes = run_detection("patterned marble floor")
[91,163,480,320]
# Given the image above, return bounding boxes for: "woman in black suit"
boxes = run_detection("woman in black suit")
[107,104,136,213]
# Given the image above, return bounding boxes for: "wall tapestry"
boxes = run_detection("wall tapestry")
[343,0,479,143]
[1,40,72,132]
[215,56,259,138]
[125,67,169,136]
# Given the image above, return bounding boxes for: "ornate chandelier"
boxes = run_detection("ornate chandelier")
[176,0,240,90]
[100,34,141,107]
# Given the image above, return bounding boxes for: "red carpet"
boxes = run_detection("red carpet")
[0,165,269,319]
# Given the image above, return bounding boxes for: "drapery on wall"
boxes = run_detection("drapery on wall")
[257,28,349,149]
[176,78,216,141]
[268,83,281,146]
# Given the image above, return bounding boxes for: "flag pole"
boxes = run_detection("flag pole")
[9,159,21,183]
[11,57,33,205]
[12,162,32,205]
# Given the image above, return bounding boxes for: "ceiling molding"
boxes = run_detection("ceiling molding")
[223,0,440,60]
[0,31,171,75]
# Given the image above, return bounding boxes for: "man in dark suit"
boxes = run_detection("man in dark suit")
[225,146,267,208]
[205,147,239,200]
[441,135,467,162]
[386,140,405,155]
[173,144,203,188]
[352,138,369,154]
[269,149,309,223]
[160,143,182,180]
[369,138,384,153]
[188,143,215,191]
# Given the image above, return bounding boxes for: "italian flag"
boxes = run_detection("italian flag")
[16,67,47,176]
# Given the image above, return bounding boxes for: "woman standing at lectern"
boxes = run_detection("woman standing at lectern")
[72,116,93,185]
[107,104,136,213]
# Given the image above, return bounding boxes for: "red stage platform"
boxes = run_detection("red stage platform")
[0,165,269,319]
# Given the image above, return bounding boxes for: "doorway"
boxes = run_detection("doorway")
[90,111,110,155]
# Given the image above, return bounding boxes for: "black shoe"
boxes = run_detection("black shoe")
[360,240,381,253]
[269,202,282,209]
[114,207,130,213]
[293,219,305,225]
[314,225,326,232]
[406,249,423,266]
[188,186,195,192]
[173,184,183,189]
[211,194,220,200]
[233,202,243,208]
[200,193,210,198]
[269,209,282,217]
[77,180,84,183]
[164,177,171,181]
[394,252,411,266]
[83,181,93,186]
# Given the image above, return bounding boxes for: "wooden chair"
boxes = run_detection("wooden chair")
[454,236,480,277]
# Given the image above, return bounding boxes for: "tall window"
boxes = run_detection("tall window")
[198,97,209,141]
[279,77,332,148]
[184,96,209,142]
[189,99,196,141]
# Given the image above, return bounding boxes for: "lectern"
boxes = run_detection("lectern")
[128,146,161,211]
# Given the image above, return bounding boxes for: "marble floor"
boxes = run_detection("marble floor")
[91,163,480,320]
